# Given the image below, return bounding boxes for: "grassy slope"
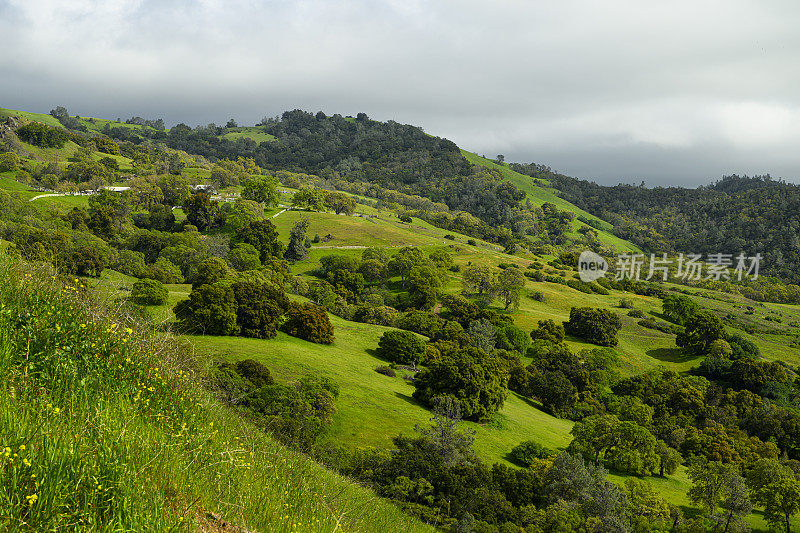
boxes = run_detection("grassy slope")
[0,107,64,128]
[221,127,276,143]
[462,150,640,253]
[184,208,799,531]
[0,257,433,532]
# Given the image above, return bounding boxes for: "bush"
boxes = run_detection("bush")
[444,234,455,240]
[467,239,477,246]
[0,152,21,172]
[563,307,622,347]
[282,302,335,344]
[627,309,645,318]
[15,122,68,148]
[375,365,396,377]
[412,346,509,421]
[529,319,564,344]
[231,281,289,339]
[131,278,168,306]
[399,214,412,223]
[376,330,426,365]
[174,283,239,336]
[529,290,545,302]
[509,440,552,466]
[235,359,274,387]
[352,305,398,326]
[619,298,634,309]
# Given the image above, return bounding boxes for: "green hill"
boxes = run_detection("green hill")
[0,255,432,532]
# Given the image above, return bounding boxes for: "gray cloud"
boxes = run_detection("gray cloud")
[2,0,799,185]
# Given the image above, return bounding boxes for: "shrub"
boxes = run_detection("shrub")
[412,346,509,422]
[174,283,240,335]
[0,152,21,172]
[131,278,168,306]
[352,305,398,326]
[444,234,455,240]
[399,214,412,223]
[235,359,274,387]
[563,307,622,347]
[376,330,426,365]
[619,298,635,309]
[509,440,553,466]
[15,122,68,148]
[467,239,477,246]
[375,365,396,377]
[628,309,645,318]
[530,319,564,344]
[529,290,545,302]
[662,294,699,326]
[231,281,289,339]
[282,302,334,344]
[676,310,723,354]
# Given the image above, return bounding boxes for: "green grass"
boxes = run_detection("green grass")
[30,194,91,210]
[16,140,81,163]
[462,150,640,252]
[0,107,64,128]
[221,127,276,143]
[0,256,433,532]
[190,319,574,464]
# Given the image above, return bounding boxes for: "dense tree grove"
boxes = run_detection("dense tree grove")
[512,164,800,287]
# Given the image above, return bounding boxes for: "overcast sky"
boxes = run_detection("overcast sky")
[2,0,799,186]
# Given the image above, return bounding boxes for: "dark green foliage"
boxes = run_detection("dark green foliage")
[183,192,220,231]
[495,325,530,354]
[174,283,239,335]
[131,278,168,305]
[509,440,552,466]
[662,294,699,326]
[246,375,339,450]
[352,305,397,326]
[235,359,274,388]
[727,333,760,359]
[376,330,426,365]
[16,122,68,148]
[406,265,442,309]
[412,346,509,421]
[192,257,233,288]
[241,175,278,205]
[69,246,105,277]
[235,219,284,263]
[529,319,564,344]
[514,166,800,284]
[282,302,334,344]
[396,310,445,338]
[231,281,289,339]
[284,218,310,261]
[676,310,724,354]
[563,307,622,347]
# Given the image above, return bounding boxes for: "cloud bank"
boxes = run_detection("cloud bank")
[1,0,799,185]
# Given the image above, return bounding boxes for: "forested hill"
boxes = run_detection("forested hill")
[116,110,529,232]
[511,163,800,283]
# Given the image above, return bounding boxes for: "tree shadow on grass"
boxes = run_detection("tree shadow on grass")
[394,391,425,409]
[646,347,696,364]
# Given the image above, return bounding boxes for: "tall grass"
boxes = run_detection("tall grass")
[0,257,432,532]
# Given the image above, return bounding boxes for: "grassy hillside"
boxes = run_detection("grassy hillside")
[0,107,64,128]
[0,256,433,532]
[462,150,640,253]
[221,127,276,143]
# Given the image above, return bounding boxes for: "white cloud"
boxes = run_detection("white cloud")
[1,0,800,185]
